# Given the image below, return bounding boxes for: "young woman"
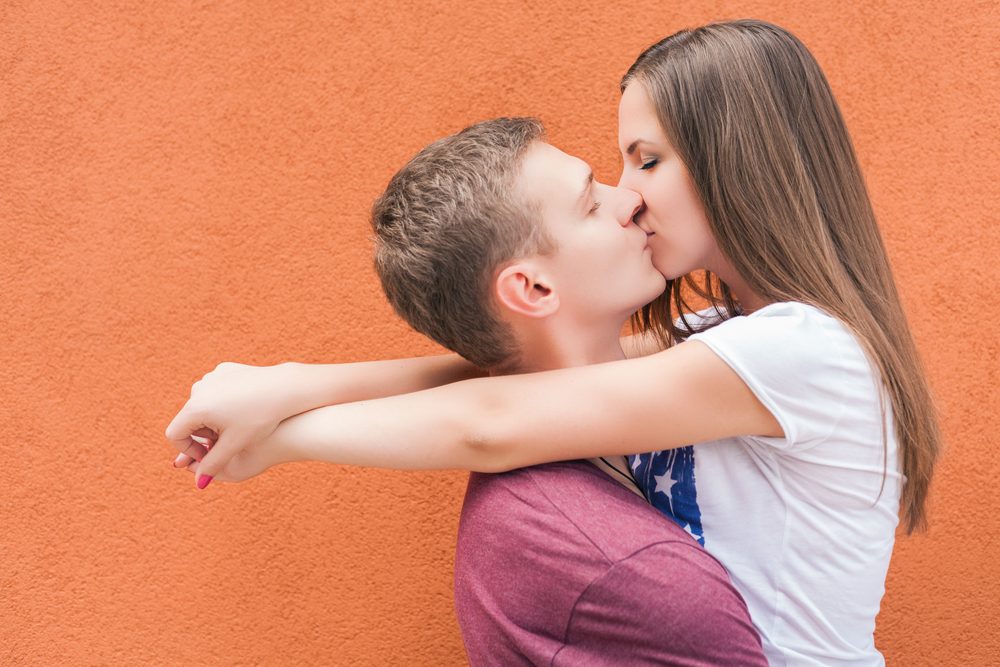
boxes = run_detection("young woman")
[168,20,939,665]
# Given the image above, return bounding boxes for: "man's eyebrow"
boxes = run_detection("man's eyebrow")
[576,170,594,209]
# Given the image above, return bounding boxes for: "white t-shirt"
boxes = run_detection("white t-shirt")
[628,301,901,666]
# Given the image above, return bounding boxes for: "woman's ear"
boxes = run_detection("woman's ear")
[494,262,559,319]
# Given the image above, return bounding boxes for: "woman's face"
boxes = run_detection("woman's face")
[617,83,722,280]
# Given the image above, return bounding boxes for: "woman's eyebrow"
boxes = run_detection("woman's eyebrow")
[625,139,653,155]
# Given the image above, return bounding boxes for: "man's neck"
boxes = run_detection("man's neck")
[496,320,645,499]
[509,321,628,374]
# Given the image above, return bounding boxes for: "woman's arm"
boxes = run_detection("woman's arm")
[165,354,483,467]
[167,335,658,468]
[270,354,485,409]
[192,341,781,485]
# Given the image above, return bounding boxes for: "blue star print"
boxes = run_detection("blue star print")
[629,447,705,546]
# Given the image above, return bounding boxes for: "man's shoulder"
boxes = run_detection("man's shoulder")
[459,460,699,563]
[453,461,765,666]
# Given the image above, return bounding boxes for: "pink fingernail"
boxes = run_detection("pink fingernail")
[197,475,213,490]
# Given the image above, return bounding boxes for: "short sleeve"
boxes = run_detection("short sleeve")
[553,542,767,666]
[687,302,855,450]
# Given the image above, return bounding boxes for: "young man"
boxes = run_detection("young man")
[372,117,763,665]
[169,118,765,665]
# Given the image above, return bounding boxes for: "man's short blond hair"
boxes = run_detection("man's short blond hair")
[371,117,552,371]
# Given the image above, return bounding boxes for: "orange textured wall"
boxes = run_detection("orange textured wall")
[2,1,997,665]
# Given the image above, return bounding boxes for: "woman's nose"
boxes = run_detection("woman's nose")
[617,166,634,190]
[617,188,644,228]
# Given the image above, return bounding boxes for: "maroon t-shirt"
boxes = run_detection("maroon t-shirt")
[453,460,766,666]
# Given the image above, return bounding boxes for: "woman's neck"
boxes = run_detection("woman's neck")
[708,262,770,315]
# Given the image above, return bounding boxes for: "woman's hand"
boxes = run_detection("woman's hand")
[174,431,293,486]
[166,355,488,487]
[165,362,305,487]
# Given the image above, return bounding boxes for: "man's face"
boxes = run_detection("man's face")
[514,142,666,326]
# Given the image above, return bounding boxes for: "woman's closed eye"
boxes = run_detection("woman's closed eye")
[639,158,659,171]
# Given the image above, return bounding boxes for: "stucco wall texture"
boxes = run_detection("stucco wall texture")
[2,1,997,665]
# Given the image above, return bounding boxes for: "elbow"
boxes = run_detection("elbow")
[462,431,508,473]
[459,390,516,473]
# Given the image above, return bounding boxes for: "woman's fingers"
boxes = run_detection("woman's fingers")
[192,430,246,489]
[172,439,211,468]
[189,431,215,444]
[165,401,219,455]
[184,456,233,484]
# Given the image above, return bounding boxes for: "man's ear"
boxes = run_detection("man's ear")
[495,262,559,319]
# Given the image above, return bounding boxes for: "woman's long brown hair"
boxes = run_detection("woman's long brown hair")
[624,20,940,533]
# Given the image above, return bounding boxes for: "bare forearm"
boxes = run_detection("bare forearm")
[275,354,484,419]
[272,336,653,423]
[264,341,779,475]
[185,340,779,486]
[267,357,668,473]
[269,383,492,471]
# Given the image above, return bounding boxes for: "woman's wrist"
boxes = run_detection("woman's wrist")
[266,408,333,467]
[269,361,349,419]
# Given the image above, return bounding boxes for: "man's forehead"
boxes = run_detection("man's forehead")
[517,141,592,206]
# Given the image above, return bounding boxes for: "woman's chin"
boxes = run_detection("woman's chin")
[655,266,687,281]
